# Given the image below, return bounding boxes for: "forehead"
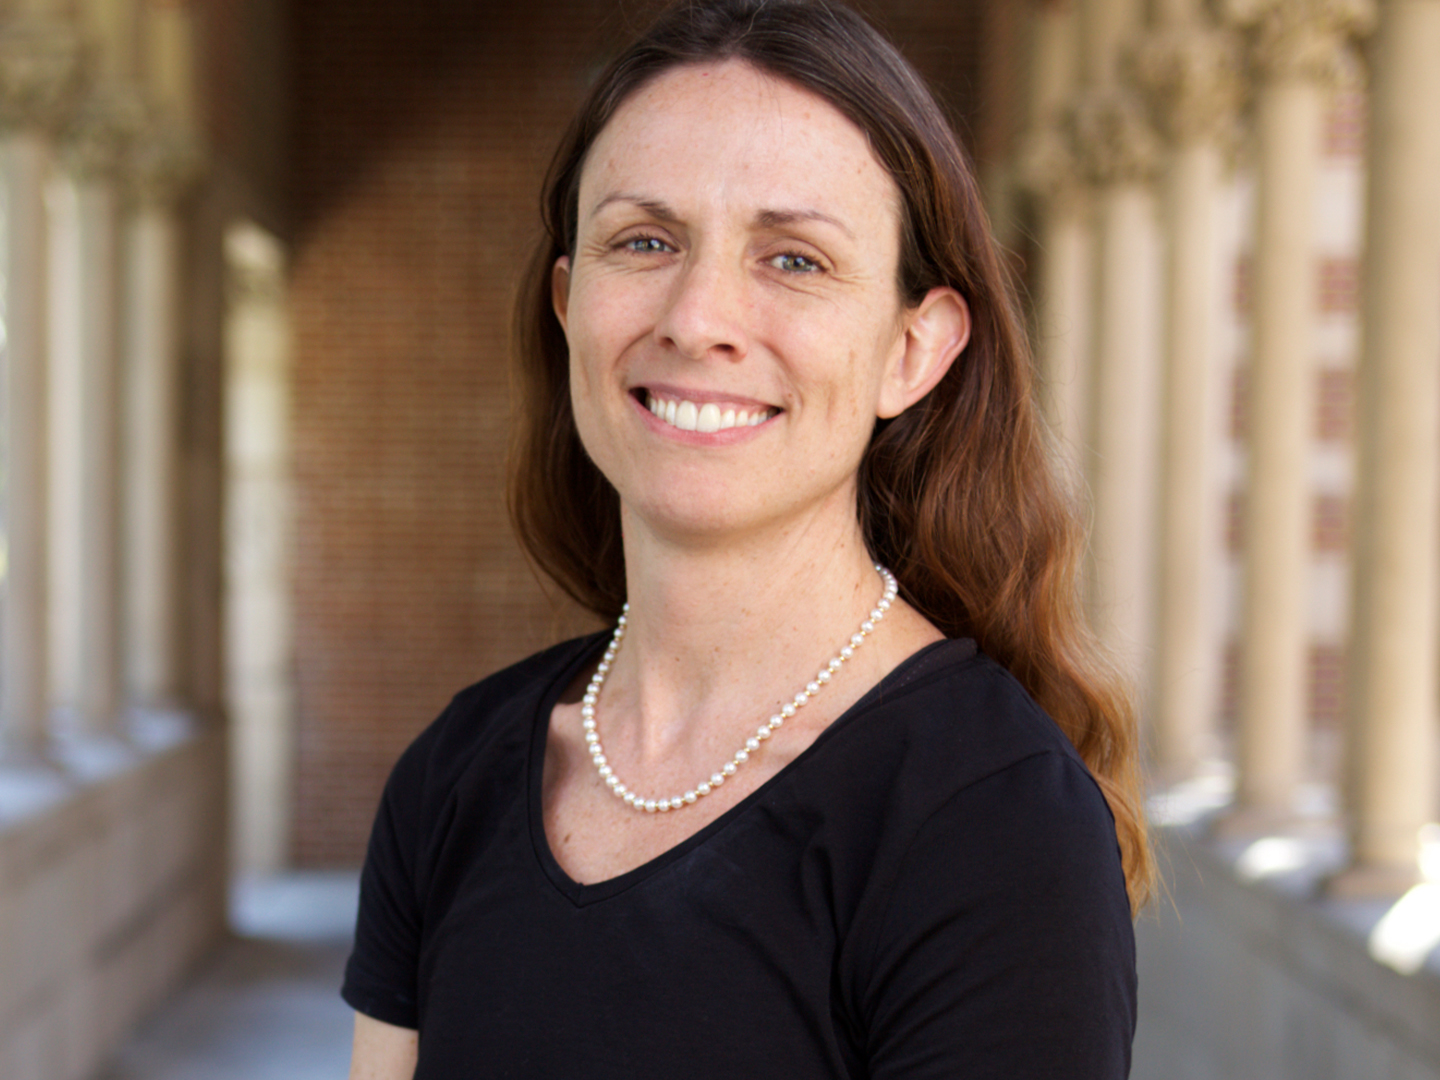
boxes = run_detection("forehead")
[578,60,901,231]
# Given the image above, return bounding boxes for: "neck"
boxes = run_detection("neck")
[610,497,889,748]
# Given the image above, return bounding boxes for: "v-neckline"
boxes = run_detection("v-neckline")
[525,632,970,908]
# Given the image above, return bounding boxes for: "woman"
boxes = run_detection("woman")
[344,1,1152,1076]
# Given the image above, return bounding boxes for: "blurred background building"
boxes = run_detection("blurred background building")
[0,0,1436,1077]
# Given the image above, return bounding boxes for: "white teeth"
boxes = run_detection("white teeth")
[646,392,770,432]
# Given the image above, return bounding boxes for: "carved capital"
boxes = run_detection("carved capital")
[0,16,86,133]
[1016,121,1085,211]
[59,80,147,180]
[1223,0,1375,85]
[1065,88,1164,186]
[129,121,206,206]
[1131,25,1244,146]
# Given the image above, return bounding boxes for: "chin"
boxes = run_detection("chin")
[626,496,754,542]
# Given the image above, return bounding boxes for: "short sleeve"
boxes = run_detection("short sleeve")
[859,751,1136,1079]
[341,727,436,1029]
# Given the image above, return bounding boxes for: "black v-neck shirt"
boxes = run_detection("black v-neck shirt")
[343,635,1136,1078]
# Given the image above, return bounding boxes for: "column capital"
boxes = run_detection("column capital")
[0,15,87,134]
[1131,25,1244,147]
[59,79,147,180]
[1016,121,1086,211]
[1223,0,1375,84]
[1065,88,1164,186]
[129,119,206,206]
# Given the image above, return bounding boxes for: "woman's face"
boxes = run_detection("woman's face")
[554,60,949,546]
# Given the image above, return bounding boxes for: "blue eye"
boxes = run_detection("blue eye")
[772,252,822,273]
[624,236,672,254]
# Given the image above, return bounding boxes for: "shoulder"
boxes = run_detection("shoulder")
[828,640,1110,835]
[383,633,605,807]
[832,645,1136,1071]
[822,641,1132,974]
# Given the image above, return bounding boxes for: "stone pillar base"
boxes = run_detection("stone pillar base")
[1324,862,1422,900]
[1208,804,1331,840]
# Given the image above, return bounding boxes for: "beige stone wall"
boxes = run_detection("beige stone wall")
[0,723,227,1080]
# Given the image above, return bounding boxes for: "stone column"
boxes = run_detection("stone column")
[1018,1,1092,473]
[1070,0,1165,684]
[0,15,82,757]
[1133,13,1241,780]
[224,224,296,874]
[123,126,201,708]
[1224,0,1374,826]
[123,1,202,708]
[51,78,144,737]
[1328,0,1440,895]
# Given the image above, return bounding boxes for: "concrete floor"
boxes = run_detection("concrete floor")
[97,873,360,1080]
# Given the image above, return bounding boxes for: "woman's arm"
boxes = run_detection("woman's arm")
[348,1012,418,1080]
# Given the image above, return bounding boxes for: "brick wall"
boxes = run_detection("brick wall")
[288,0,991,865]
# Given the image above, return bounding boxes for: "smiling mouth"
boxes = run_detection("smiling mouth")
[640,390,777,433]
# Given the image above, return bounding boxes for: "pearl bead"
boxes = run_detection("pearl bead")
[582,567,896,813]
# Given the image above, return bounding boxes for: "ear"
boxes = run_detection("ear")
[877,286,971,419]
[551,255,572,335]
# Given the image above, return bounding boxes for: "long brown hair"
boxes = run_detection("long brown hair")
[509,0,1153,912]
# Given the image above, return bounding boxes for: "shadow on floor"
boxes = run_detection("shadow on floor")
[98,872,360,1080]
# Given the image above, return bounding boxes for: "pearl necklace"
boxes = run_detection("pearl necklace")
[581,565,899,813]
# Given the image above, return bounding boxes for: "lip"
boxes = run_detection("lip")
[630,384,779,442]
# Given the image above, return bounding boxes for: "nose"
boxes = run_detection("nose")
[653,249,750,363]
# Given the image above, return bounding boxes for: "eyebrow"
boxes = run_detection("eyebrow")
[590,193,681,223]
[754,207,855,241]
[589,194,855,240]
